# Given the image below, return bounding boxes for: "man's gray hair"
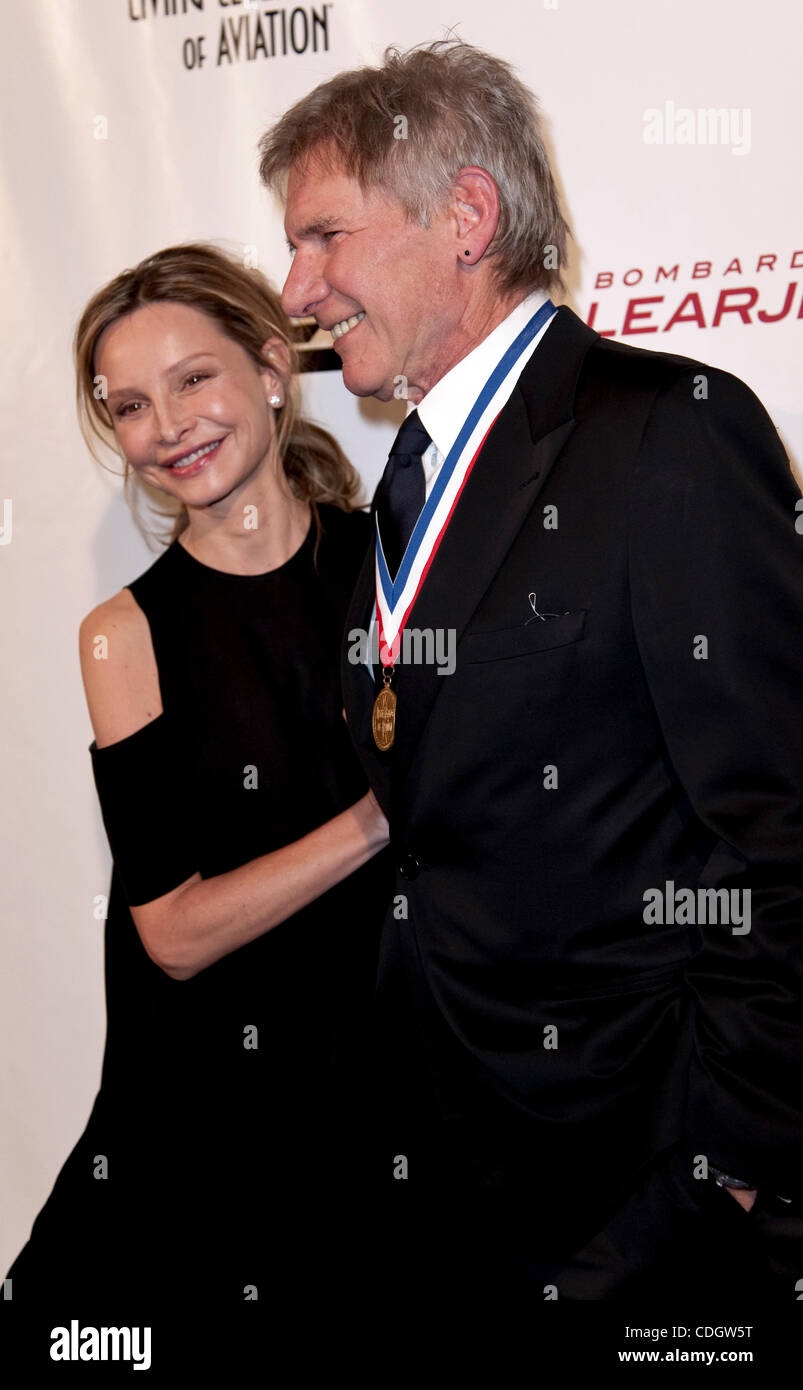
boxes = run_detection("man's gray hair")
[258,38,570,296]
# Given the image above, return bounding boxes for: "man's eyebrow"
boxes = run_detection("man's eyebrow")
[286,215,341,252]
[105,353,218,401]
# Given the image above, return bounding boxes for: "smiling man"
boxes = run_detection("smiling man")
[280,160,531,405]
[258,39,803,1303]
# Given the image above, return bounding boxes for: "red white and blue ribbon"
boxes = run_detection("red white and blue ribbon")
[375,298,556,664]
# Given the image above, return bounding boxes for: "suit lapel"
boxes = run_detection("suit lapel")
[341,305,599,814]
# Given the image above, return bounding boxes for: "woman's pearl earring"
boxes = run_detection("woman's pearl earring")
[269,393,282,408]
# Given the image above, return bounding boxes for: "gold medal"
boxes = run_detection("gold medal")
[372,666,397,750]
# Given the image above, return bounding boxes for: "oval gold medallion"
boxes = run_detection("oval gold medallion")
[372,686,397,751]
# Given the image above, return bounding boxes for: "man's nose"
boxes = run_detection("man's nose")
[281,250,328,320]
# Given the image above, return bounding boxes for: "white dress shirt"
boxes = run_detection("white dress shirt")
[366,287,556,677]
[416,287,554,500]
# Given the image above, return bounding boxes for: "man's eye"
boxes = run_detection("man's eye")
[322,231,341,242]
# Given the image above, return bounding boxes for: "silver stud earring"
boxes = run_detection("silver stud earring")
[269,393,282,407]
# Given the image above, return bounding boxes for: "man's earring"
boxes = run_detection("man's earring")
[464,249,471,257]
[269,393,282,407]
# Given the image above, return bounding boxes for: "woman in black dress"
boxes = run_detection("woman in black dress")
[5,244,390,1348]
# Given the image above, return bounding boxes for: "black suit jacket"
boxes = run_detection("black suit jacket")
[341,305,803,1238]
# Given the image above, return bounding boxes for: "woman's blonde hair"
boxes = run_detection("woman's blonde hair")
[74,242,362,546]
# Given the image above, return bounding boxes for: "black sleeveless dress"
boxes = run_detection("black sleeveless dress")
[6,503,391,1329]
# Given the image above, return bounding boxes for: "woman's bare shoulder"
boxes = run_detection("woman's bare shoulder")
[79,588,163,748]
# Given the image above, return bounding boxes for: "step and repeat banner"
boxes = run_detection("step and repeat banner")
[1,0,801,1277]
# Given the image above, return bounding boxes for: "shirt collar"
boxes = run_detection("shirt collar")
[413,288,550,460]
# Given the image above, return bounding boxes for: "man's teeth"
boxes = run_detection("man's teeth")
[331,311,366,339]
[171,440,220,468]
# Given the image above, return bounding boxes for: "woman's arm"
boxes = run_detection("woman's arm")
[79,590,388,982]
[129,794,386,982]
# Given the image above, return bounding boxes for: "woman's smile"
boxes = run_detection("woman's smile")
[162,436,226,475]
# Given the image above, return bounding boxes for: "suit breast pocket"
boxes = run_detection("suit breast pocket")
[460,609,587,664]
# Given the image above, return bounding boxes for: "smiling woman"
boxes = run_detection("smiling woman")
[5,243,391,1342]
[93,299,292,527]
[75,242,362,557]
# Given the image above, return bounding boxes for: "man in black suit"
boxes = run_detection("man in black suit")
[260,39,803,1300]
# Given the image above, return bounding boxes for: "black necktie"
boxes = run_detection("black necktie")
[375,410,430,581]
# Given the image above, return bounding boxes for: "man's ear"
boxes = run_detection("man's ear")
[450,166,501,264]
[259,336,292,399]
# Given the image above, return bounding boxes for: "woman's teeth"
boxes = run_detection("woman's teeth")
[170,439,220,469]
[331,311,366,339]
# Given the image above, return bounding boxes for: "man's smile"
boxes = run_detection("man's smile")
[330,310,366,339]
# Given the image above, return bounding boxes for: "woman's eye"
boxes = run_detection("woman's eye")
[113,374,208,416]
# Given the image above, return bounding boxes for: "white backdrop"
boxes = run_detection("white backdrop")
[2,0,801,1275]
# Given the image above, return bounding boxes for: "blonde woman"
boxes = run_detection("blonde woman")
[6,244,389,1332]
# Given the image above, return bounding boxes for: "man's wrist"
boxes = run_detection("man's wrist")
[709,1164,756,1191]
